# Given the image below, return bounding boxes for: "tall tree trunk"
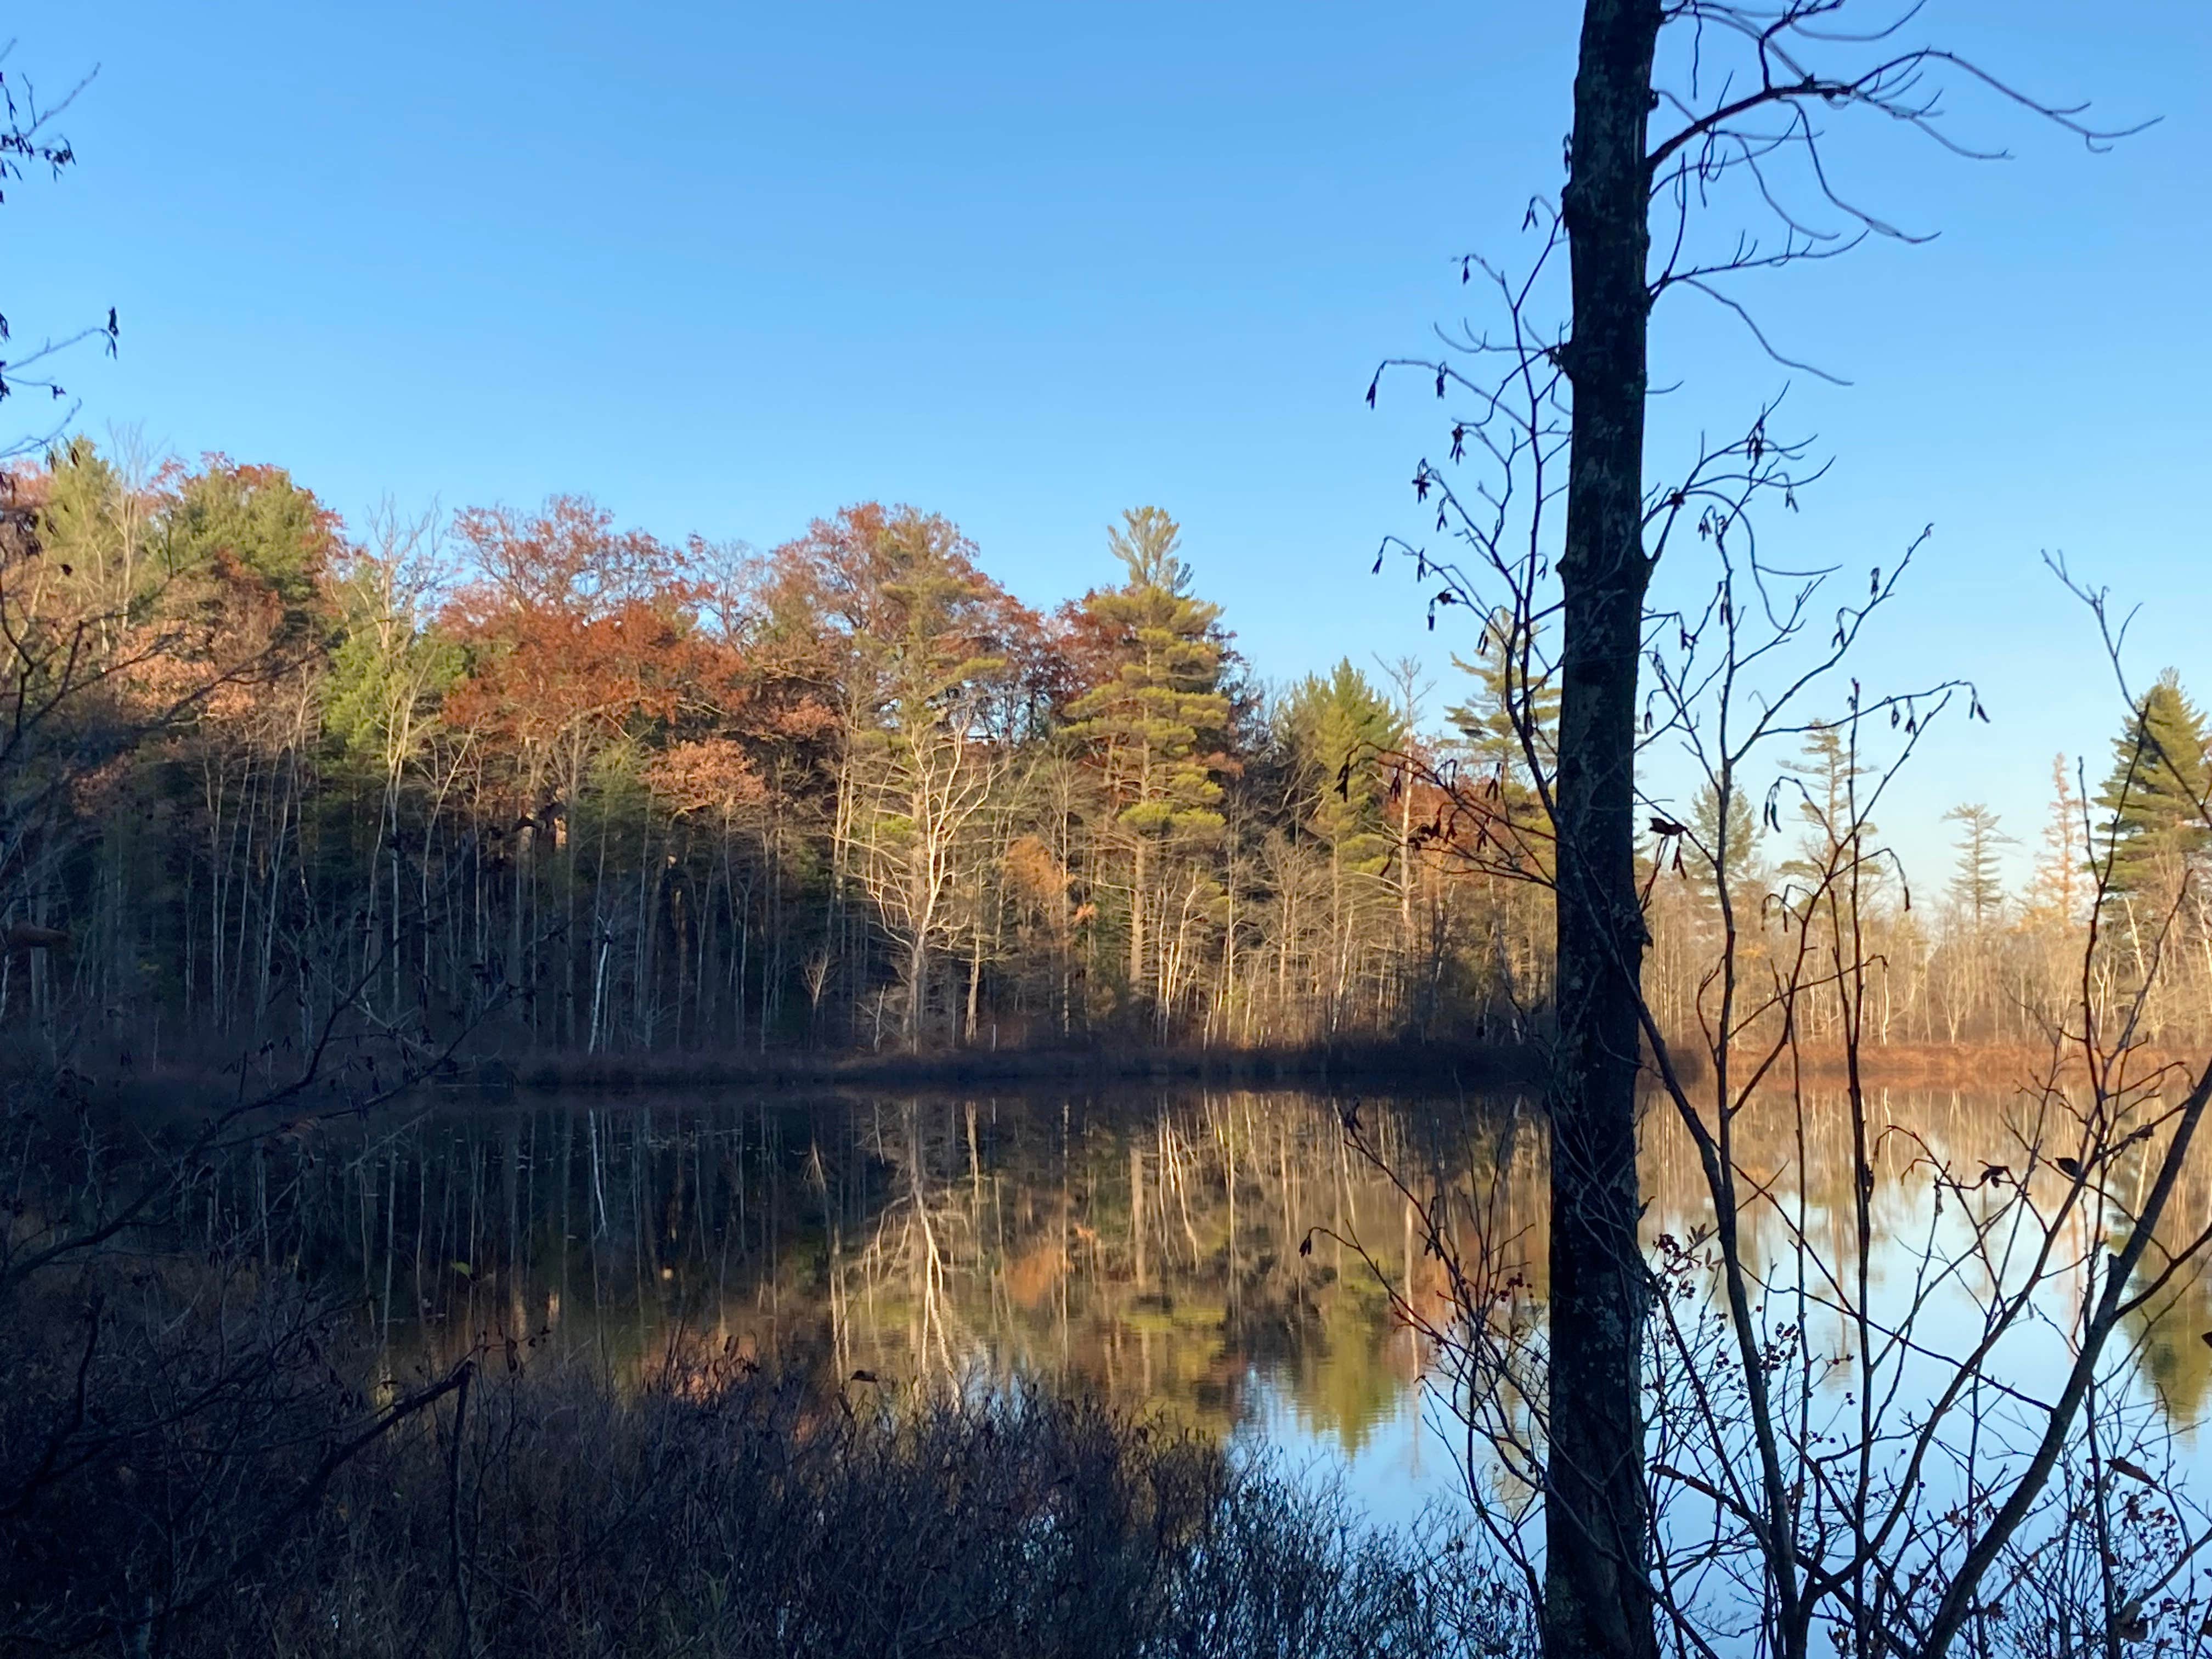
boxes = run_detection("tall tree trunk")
[1398,762,1415,1026]
[904,929,929,1049]
[1129,833,1148,999]
[1547,5,1662,1659]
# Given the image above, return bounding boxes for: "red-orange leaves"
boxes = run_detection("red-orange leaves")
[644,738,768,820]
[441,495,725,806]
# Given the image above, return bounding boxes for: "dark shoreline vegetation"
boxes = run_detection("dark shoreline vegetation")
[101,1035,1549,1098]
[5,1325,1517,1656]
[40,1035,2145,1137]
[498,1035,1546,1093]
[36,1030,2128,1110]
[5,1322,1518,1658]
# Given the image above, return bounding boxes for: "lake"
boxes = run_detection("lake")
[280,1080,2212,1534]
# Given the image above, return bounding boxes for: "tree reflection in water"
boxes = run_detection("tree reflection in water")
[265,1085,2212,1481]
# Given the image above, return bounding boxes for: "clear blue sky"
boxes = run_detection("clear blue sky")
[8,1,2207,883]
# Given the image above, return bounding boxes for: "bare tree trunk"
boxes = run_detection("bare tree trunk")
[1129,833,1148,1002]
[1546,5,1662,1658]
[1398,759,1415,1024]
[965,923,982,1043]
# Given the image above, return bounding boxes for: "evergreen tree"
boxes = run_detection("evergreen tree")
[2094,669,2212,899]
[1063,507,1231,997]
[36,440,127,579]
[1443,610,1558,880]
[1281,659,1406,875]
[37,438,169,646]
[1689,777,1764,918]
[1780,725,1877,888]
[1447,607,1558,783]
[162,459,336,610]
[2024,755,2086,927]
[1942,803,2014,926]
[324,516,462,780]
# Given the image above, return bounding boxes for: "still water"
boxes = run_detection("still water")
[284,1083,2212,1530]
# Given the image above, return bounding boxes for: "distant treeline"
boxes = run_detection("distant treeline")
[0,439,2203,1064]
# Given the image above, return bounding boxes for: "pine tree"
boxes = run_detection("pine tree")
[1942,803,2014,927]
[1776,727,1884,1045]
[1444,609,1558,879]
[1063,507,1231,998]
[2024,755,2086,927]
[2094,669,2212,900]
[162,459,337,610]
[1447,607,1558,783]
[1780,725,1878,889]
[1689,777,1764,919]
[325,515,461,780]
[1282,659,1406,876]
[1277,661,1407,1032]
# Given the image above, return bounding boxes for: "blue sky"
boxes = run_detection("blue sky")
[7,1,2206,883]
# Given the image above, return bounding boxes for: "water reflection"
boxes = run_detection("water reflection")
[292,1090,1465,1455]
[266,1084,2212,1469]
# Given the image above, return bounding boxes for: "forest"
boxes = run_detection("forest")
[4,437,2207,1069]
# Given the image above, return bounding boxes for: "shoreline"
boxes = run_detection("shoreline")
[482,1036,1547,1095]
[38,1036,2194,1113]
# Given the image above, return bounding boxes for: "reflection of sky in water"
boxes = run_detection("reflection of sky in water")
[1240,1365,1453,1534]
[303,1082,2212,1538]
[1646,1092,2212,1488]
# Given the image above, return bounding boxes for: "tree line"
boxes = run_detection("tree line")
[1645,678,2212,1056]
[0,445,1532,1060]
[0,437,2203,1063]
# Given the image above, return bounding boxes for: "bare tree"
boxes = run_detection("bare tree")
[1365,5,2145,1656]
[1,42,117,461]
[849,688,1011,1049]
